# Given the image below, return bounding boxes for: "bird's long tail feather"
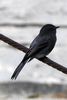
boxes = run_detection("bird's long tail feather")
[11,60,27,79]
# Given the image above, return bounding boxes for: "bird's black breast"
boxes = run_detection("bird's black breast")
[29,32,56,59]
[35,34,56,58]
[47,34,56,54]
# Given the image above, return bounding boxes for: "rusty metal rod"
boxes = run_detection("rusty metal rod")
[0,34,67,74]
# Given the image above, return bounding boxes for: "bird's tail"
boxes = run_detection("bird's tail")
[11,59,27,80]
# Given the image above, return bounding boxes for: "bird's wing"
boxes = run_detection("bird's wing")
[22,35,50,61]
[28,38,49,58]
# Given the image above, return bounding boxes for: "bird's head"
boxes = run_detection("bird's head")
[40,24,59,35]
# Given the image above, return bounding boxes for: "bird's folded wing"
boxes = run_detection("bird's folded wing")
[28,41,49,58]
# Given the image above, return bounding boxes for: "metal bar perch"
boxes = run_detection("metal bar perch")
[0,34,67,74]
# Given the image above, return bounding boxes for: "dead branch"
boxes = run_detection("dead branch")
[0,34,67,74]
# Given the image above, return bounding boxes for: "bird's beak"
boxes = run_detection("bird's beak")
[56,26,60,29]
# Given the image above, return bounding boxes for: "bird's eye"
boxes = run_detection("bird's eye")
[49,28,54,31]
[48,28,53,31]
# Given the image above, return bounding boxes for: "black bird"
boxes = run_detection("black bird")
[11,24,59,79]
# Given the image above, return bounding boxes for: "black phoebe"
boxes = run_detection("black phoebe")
[11,24,59,79]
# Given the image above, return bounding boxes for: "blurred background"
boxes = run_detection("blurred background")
[0,0,67,99]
